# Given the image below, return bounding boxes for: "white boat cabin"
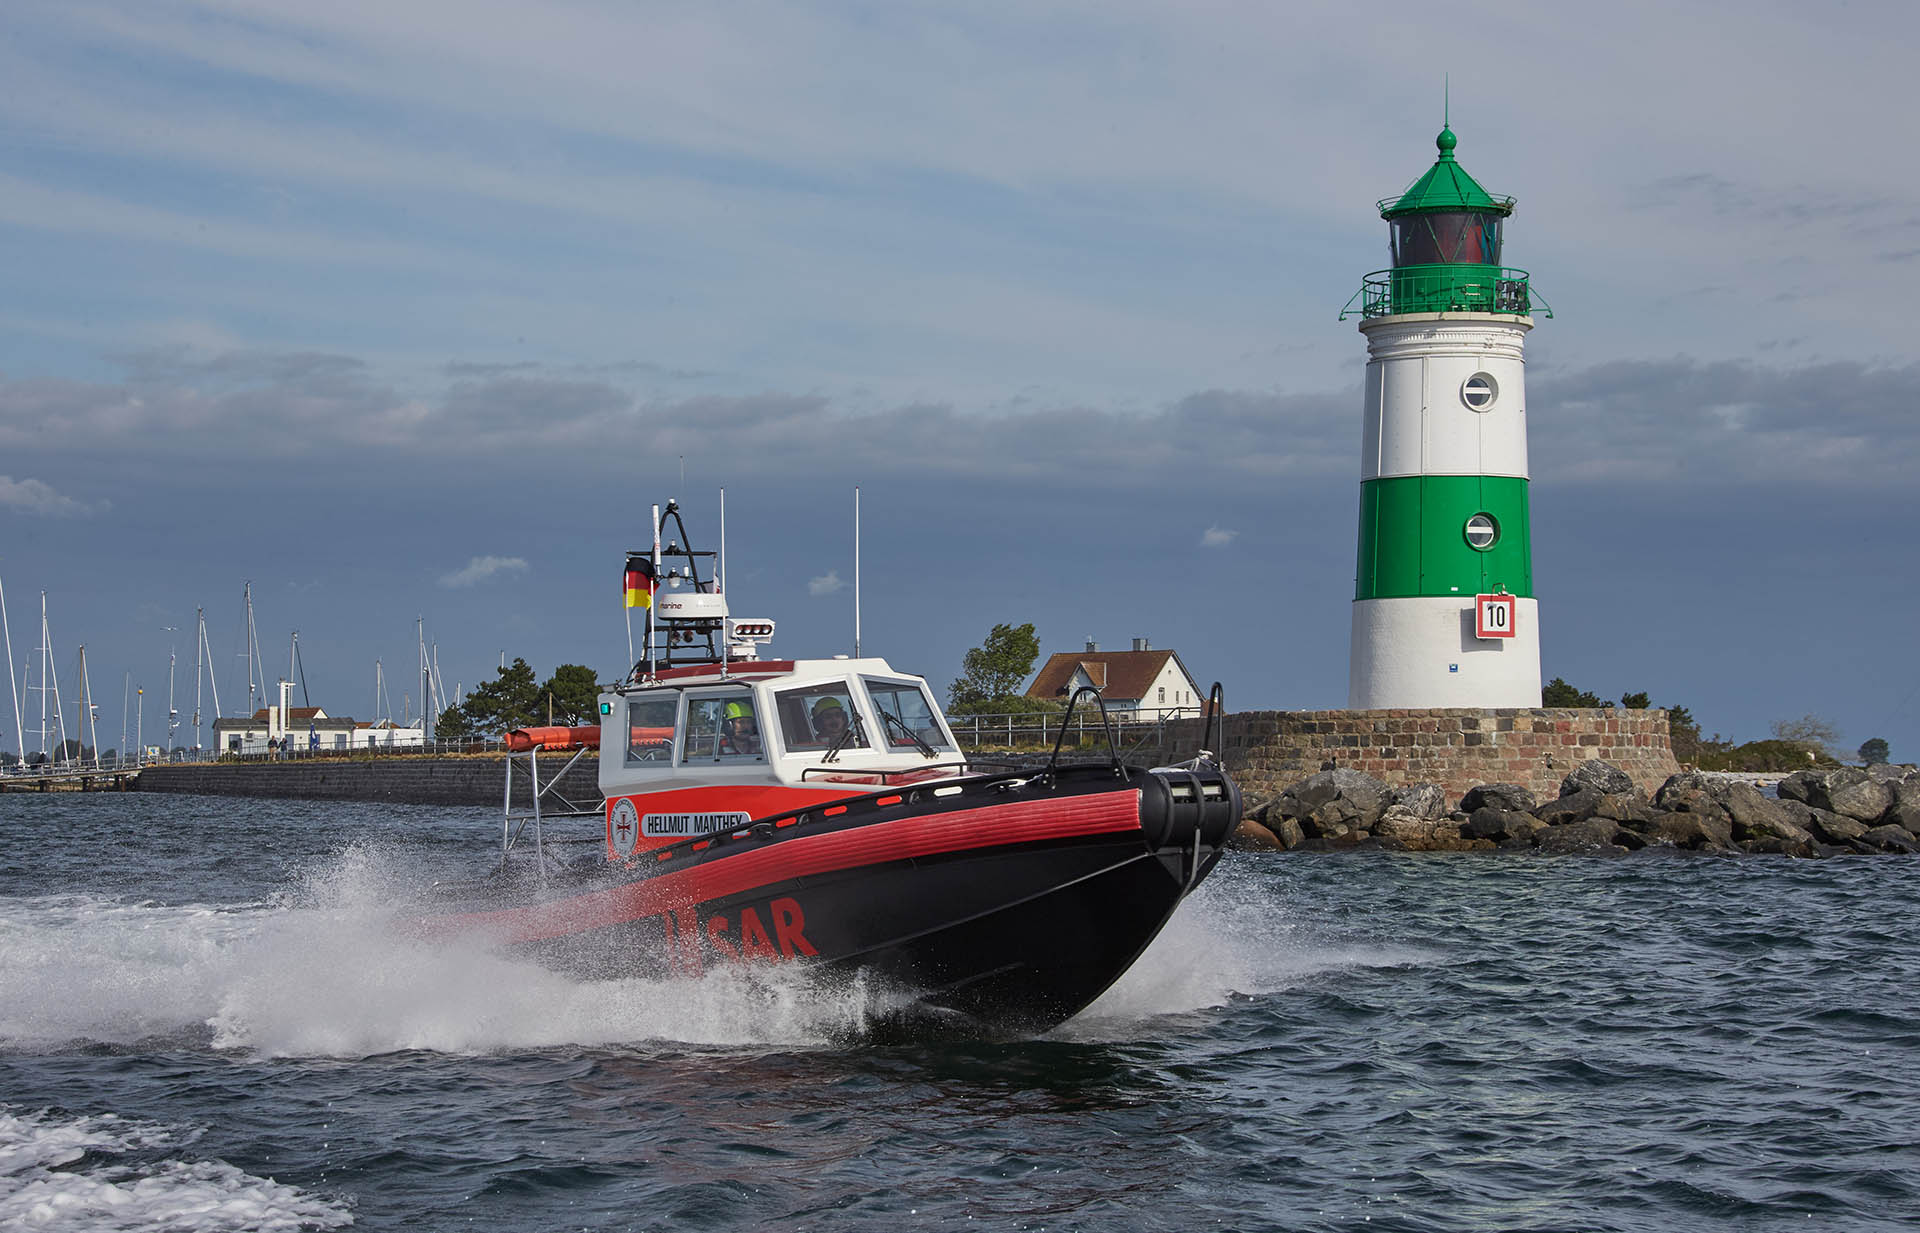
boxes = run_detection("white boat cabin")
[596,656,962,800]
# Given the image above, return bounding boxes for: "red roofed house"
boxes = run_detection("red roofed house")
[1024,638,1205,720]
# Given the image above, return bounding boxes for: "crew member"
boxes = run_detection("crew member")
[812,696,853,746]
[723,700,761,755]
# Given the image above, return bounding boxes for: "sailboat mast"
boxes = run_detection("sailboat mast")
[76,644,99,769]
[199,613,222,731]
[165,627,179,753]
[0,569,21,766]
[246,582,263,714]
[191,608,205,750]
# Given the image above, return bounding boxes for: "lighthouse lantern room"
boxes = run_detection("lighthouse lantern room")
[1341,123,1549,709]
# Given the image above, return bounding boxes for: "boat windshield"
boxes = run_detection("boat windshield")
[865,679,953,752]
[774,684,869,753]
[624,695,678,767]
[684,690,766,762]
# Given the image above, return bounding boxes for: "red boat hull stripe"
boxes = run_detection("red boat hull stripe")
[432,789,1144,943]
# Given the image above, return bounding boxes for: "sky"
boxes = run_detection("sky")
[2,0,1918,761]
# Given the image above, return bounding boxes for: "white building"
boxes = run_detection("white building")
[1025,639,1206,721]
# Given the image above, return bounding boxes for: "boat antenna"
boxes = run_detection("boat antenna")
[648,502,660,679]
[853,486,862,659]
[719,487,729,679]
[0,566,21,766]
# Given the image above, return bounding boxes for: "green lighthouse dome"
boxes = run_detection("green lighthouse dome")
[1342,124,1547,320]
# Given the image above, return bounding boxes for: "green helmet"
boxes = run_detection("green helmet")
[724,701,752,721]
[811,696,845,717]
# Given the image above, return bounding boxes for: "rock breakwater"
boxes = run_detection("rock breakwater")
[1233,762,1920,856]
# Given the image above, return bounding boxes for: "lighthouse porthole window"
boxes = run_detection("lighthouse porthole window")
[1461,372,1498,411]
[1464,513,1499,551]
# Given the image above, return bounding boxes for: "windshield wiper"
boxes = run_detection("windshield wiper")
[881,710,938,758]
[821,714,866,763]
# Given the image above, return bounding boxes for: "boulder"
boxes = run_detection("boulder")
[1864,763,1915,784]
[1561,760,1635,797]
[1738,817,1815,857]
[1654,771,1722,810]
[1460,783,1537,814]
[1659,786,1731,824]
[1775,770,1819,804]
[1721,782,1795,840]
[1465,806,1540,842]
[1639,811,1726,851]
[1884,779,1920,834]
[1272,816,1306,849]
[1536,818,1629,854]
[1534,788,1604,827]
[1594,793,1655,825]
[1373,806,1440,848]
[1279,768,1391,830]
[1231,818,1285,851]
[1803,768,1893,823]
[1390,782,1449,820]
[1777,800,1868,845]
[1860,825,1920,854]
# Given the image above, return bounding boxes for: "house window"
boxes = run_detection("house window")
[1158,687,1165,703]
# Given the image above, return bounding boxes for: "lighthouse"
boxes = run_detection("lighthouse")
[1343,123,1547,709]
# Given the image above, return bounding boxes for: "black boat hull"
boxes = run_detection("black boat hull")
[423,762,1239,1037]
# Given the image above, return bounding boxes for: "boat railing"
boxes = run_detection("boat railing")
[1042,686,1127,783]
[500,742,602,882]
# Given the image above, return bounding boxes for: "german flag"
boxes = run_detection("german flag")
[624,554,655,609]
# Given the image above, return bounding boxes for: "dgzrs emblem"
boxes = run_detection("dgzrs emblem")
[609,798,642,858]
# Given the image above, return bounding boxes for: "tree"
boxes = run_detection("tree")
[948,623,1042,713]
[1666,705,1703,762]
[1620,691,1650,710]
[1771,714,1841,759]
[1542,677,1605,708]
[461,657,542,735]
[435,704,473,742]
[1859,737,1891,766]
[539,664,601,726]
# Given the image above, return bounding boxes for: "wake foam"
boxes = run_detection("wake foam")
[1064,859,1447,1038]
[0,1106,352,1232]
[0,844,891,1057]
[0,847,1442,1055]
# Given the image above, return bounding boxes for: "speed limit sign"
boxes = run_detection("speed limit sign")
[1475,593,1517,639]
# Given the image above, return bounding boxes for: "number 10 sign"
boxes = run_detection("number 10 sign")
[1475,593,1517,639]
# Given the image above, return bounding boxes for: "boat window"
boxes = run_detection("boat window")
[684,691,766,762]
[774,685,869,752]
[864,680,954,751]
[624,695,678,767]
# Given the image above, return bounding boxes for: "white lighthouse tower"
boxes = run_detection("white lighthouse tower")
[1342,123,1548,709]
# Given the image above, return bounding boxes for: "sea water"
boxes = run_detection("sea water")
[1,793,1915,1231]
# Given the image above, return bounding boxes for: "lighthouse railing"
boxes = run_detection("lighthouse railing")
[1340,266,1550,320]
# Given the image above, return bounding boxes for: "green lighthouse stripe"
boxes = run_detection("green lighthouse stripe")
[1355,474,1533,600]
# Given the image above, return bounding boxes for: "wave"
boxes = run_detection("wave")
[0,1105,352,1232]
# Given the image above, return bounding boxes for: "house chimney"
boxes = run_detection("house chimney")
[1132,637,1149,652]
[1085,637,1098,653]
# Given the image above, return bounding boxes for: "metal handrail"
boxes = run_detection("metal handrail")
[1339,265,1549,320]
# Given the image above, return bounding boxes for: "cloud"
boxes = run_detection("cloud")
[0,474,106,516]
[1200,525,1238,548]
[808,570,846,596]
[439,555,529,588]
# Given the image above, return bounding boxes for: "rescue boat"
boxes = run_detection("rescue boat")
[421,499,1241,1038]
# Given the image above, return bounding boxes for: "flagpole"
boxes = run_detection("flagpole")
[853,486,862,659]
